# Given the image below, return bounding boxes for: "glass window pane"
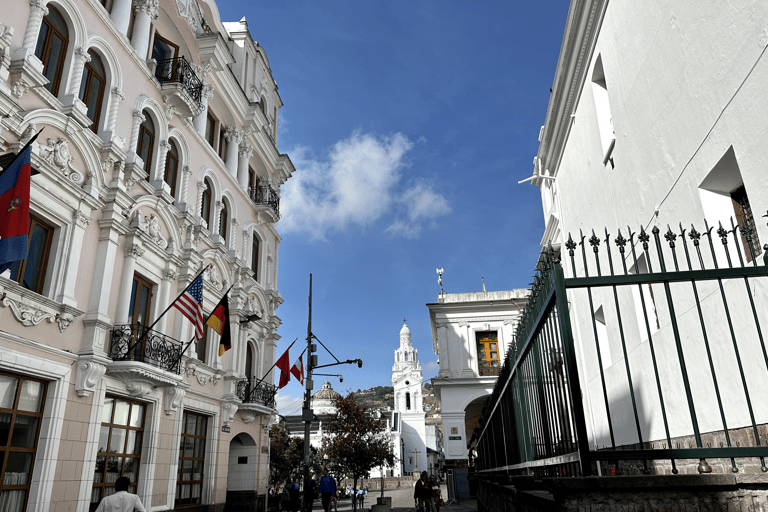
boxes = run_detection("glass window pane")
[128,281,138,321]
[113,401,129,425]
[0,489,26,512]
[18,380,43,412]
[109,428,126,453]
[102,398,114,423]
[194,438,205,459]
[106,457,121,483]
[0,374,19,409]
[0,412,11,445]
[93,455,106,483]
[123,457,137,482]
[193,460,202,479]
[34,23,49,59]
[98,425,110,452]
[182,459,193,480]
[90,486,101,504]
[192,483,201,500]
[129,403,144,428]
[183,436,194,458]
[23,222,51,292]
[490,343,497,350]
[43,35,64,84]
[125,430,142,455]
[185,414,196,435]
[78,67,90,100]
[197,416,207,436]
[86,76,102,121]
[11,415,39,448]
[5,452,33,485]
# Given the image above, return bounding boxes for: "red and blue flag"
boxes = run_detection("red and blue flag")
[0,146,33,274]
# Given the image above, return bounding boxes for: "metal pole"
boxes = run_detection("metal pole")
[302,274,313,510]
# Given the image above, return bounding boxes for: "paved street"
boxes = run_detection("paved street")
[306,485,477,512]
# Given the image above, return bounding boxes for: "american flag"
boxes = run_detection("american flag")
[173,275,204,339]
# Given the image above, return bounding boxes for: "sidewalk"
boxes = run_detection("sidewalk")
[309,485,477,512]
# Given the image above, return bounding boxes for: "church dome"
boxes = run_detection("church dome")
[313,381,341,401]
[400,322,411,336]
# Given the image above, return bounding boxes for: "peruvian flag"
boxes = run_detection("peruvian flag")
[0,145,33,274]
[290,355,304,385]
[276,346,291,389]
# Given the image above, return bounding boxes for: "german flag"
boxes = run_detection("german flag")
[207,293,232,356]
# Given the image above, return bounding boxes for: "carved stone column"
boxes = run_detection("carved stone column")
[237,143,252,190]
[57,210,91,307]
[224,127,240,177]
[110,0,133,36]
[196,178,206,226]
[154,268,177,333]
[13,0,48,64]
[128,110,146,162]
[105,88,126,136]
[193,83,214,135]
[177,165,192,212]
[213,200,222,236]
[115,241,144,325]
[437,323,449,378]
[65,47,91,100]
[152,139,171,186]
[130,0,158,61]
[229,218,239,253]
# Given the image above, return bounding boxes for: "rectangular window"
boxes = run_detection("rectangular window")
[8,214,54,295]
[91,396,146,511]
[129,275,153,331]
[176,412,208,506]
[205,112,216,148]
[0,372,47,512]
[151,33,178,63]
[251,237,259,281]
[248,167,257,191]
[195,325,208,364]
[475,331,500,376]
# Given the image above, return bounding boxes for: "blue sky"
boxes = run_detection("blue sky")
[216,1,570,415]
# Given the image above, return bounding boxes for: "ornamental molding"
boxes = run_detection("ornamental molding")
[184,361,223,387]
[0,291,79,332]
[107,362,184,395]
[74,356,108,397]
[164,269,179,281]
[75,211,92,227]
[222,402,238,426]
[165,386,186,415]
[125,243,145,258]
[131,210,168,249]
[38,137,81,181]
[239,410,257,424]
[133,0,159,18]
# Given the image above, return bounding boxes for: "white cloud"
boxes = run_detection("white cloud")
[275,391,303,416]
[280,131,450,240]
[424,360,439,372]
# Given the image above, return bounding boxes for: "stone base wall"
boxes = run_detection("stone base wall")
[477,475,768,512]
[356,476,419,491]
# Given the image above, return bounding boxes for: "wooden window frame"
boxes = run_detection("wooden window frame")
[176,412,208,507]
[205,112,216,148]
[79,49,106,133]
[218,127,228,160]
[128,274,154,329]
[91,396,146,511]
[0,371,47,512]
[152,32,178,61]
[9,214,54,295]
[137,112,155,176]
[219,202,228,241]
[196,325,208,364]
[165,140,179,198]
[201,180,212,229]
[35,5,69,96]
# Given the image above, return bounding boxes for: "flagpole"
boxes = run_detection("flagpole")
[124,263,211,357]
[0,128,44,175]
[170,284,233,371]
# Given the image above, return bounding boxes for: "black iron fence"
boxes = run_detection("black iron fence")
[155,57,203,108]
[475,219,768,477]
[109,324,183,375]
[237,378,278,409]
[248,185,280,217]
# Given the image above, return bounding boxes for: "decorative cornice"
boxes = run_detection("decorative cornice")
[125,243,144,258]
[75,356,108,397]
[133,0,159,18]
[75,211,92,228]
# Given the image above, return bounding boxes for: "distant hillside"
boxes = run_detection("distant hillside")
[349,382,441,417]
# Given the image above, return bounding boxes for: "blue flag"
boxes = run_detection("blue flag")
[0,146,33,274]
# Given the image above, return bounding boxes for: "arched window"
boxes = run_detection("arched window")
[405,392,411,410]
[79,50,106,133]
[219,201,228,241]
[164,140,179,197]
[137,111,155,175]
[35,5,69,96]
[201,179,212,228]
[245,345,254,381]
[259,96,266,117]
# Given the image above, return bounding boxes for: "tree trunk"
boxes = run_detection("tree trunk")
[352,477,357,512]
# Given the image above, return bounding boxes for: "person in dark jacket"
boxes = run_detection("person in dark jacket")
[319,470,336,512]
[414,472,434,512]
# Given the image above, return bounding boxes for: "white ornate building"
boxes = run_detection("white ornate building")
[429,289,529,467]
[0,0,292,509]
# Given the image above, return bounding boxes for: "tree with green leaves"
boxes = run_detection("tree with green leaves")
[269,423,304,490]
[321,395,395,511]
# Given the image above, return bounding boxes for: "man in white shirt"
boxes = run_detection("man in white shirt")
[95,476,146,512]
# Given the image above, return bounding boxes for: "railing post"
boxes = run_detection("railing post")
[553,262,592,476]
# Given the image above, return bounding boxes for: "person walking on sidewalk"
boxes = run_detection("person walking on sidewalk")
[94,477,146,512]
[319,469,336,512]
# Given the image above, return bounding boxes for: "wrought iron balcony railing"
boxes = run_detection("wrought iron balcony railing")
[109,324,184,375]
[236,379,277,409]
[248,185,280,217]
[154,57,203,108]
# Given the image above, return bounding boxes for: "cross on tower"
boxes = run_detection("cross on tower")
[411,448,421,473]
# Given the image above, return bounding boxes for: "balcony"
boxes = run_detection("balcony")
[237,379,277,409]
[109,324,184,375]
[248,185,280,219]
[154,57,204,118]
